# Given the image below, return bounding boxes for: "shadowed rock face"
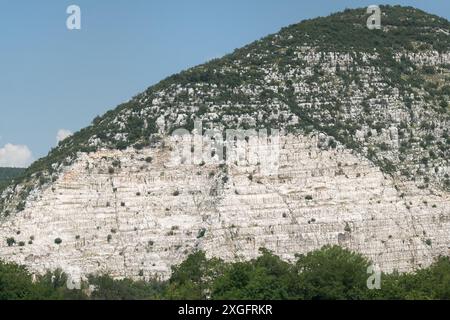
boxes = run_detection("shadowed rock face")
[0,6,449,280]
[0,134,448,280]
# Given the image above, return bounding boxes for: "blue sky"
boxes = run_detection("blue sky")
[0,0,449,167]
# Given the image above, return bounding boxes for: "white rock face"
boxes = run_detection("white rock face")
[0,134,449,281]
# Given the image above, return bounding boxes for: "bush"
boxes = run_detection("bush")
[212,248,297,300]
[1,246,449,300]
[165,251,222,300]
[197,228,206,239]
[372,257,450,300]
[112,160,121,168]
[344,223,352,233]
[0,262,87,300]
[295,245,371,300]
[88,275,166,300]
[6,238,15,247]
[0,261,39,300]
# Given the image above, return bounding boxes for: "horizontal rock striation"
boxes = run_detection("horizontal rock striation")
[0,134,448,280]
[1,6,450,283]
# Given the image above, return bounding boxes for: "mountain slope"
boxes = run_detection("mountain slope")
[0,168,24,183]
[1,5,449,215]
[0,6,449,280]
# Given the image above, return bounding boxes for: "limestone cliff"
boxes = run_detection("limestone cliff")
[0,6,449,280]
[0,134,448,280]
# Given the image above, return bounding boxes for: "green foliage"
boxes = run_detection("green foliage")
[372,257,450,300]
[0,261,39,300]
[211,249,298,300]
[6,237,15,247]
[165,251,224,300]
[344,223,352,233]
[2,5,450,206]
[197,228,206,239]
[88,275,166,300]
[35,269,87,300]
[0,168,25,184]
[0,262,86,300]
[276,5,450,53]
[295,246,370,300]
[1,247,449,300]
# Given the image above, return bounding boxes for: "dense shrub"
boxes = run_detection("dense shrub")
[0,246,449,300]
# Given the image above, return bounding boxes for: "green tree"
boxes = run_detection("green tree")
[88,275,166,300]
[35,269,87,300]
[165,251,224,300]
[0,260,37,300]
[374,257,450,300]
[295,245,371,300]
[212,249,298,300]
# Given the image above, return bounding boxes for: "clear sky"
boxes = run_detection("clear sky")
[1,0,449,167]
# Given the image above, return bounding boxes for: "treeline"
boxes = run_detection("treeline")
[0,168,24,183]
[0,246,448,300]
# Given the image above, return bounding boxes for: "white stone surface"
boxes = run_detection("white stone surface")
[0,134,449,281]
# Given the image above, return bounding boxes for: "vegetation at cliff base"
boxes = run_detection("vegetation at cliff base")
[0,246,448,300]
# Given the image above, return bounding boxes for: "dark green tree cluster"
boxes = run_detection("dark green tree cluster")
[0,262,85,300]
[1,246,448,300]
[0,168,25,183]
[0,168,25,191]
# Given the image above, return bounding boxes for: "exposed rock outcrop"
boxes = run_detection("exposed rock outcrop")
[1,134,448,280]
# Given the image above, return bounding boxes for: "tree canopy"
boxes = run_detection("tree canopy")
[0,246,448,300]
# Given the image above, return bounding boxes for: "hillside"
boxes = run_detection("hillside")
[1,5,450,214]
[0,168,24,183]
[0,168,24,190]
[0,5,449,280]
